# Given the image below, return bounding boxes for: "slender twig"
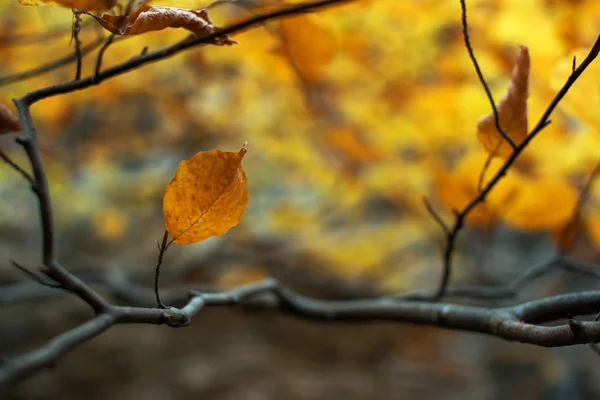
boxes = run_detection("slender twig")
[154,230,171,309]
[72,11,84,80]
[459,0,516,150]
[94,34,117,77]
[0,148,33,183]
[477,140,502,192]
[0,36,105,86]
[10,261,62,289]
[422,197,449,235]
[434,32,600,300]
[93,0,136,78]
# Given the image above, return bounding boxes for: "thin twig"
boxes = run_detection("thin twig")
[459,0,516,150]
[10,261,62,289]
[422,197,449,235]
[0,148,33,183]
[93,0,135,77]
[477,140,502,192]
[0,36,105,87]
[72,11,84,80]
[94,34,116,77]
[154,230,171,309]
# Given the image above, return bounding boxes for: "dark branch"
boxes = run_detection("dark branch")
[0,314,116,387]
[1,280,598,388]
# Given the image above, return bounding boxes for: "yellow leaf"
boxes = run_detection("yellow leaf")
[94,208,128,240]
[18,0,117,11]
[497,177,577,231]
[0,102,21,135]
[163,146,248,244]
[277,15,336,82]
[477,45,529,157]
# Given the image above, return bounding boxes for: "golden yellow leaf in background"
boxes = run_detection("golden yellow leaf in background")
[163,146,248,245]
[496,177,577,231]
[477,46,529,158]
[0,102,21,135]
[18,0,117,11]
[277,15,336,82]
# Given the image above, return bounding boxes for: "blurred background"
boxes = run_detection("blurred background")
[1,0,600,398]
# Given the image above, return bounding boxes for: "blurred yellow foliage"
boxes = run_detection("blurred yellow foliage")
[2,0,600,289]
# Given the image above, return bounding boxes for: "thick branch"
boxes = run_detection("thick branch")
[0,314,116,387]
[13,100,110,314]
[1,280,599,389]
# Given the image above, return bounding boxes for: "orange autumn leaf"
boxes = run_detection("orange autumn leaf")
[277,15,336,82]
[18,0,117,11]
[0,102,21,135]
[163,146,248,245]
[477,45,529,158]
[92,4,236,45]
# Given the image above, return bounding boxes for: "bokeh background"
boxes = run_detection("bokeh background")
[1,0,600,398]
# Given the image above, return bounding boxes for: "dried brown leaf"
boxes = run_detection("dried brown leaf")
[94,4,236,45]
[477,45,529,158]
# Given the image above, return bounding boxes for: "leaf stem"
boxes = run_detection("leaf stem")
[154,230,170,309]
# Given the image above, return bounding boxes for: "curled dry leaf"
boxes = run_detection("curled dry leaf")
[0,102,22,135]
[92,4,236,45]
[18,0,117,12]
[163,146,248,245]
[477,45,530,158]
